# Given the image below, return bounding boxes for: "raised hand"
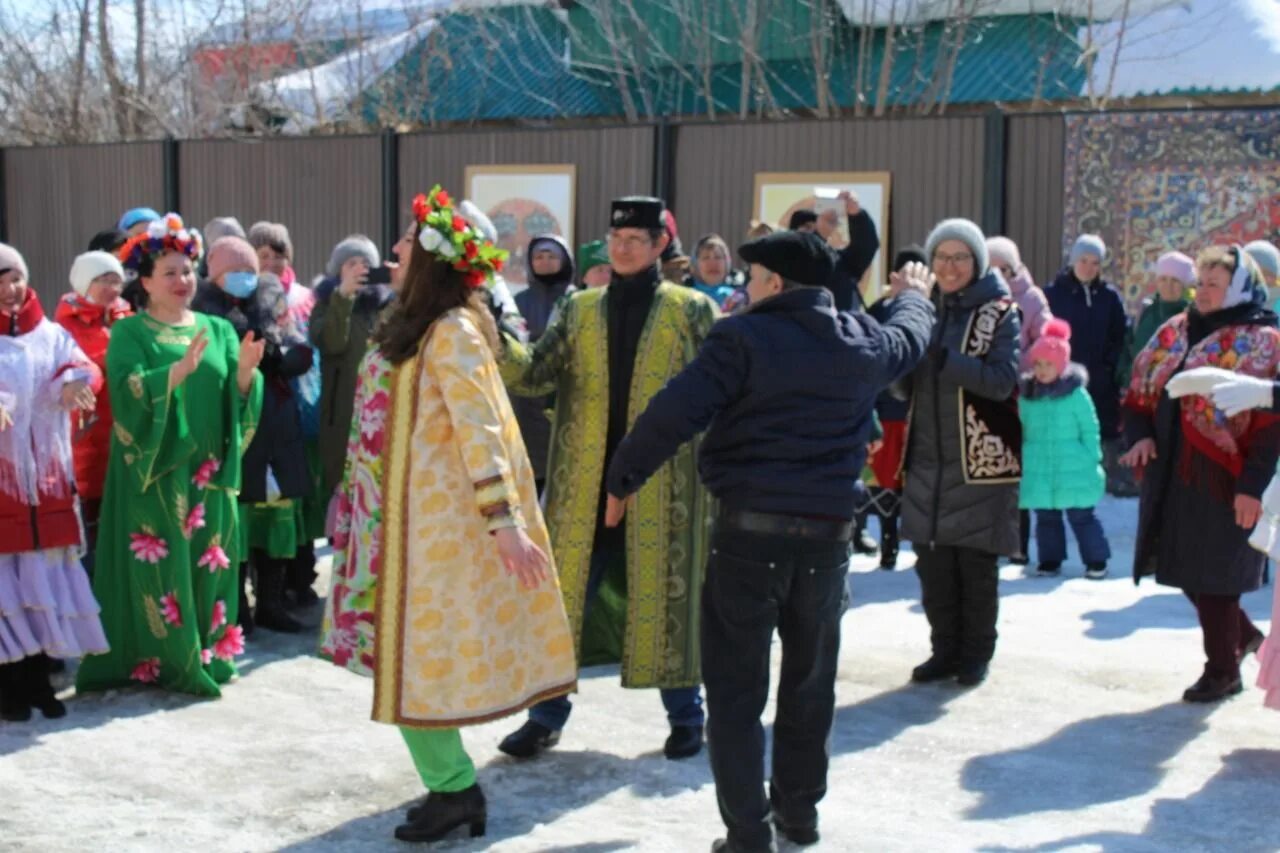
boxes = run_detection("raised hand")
[897,261,936,297]
[168,327,209,390]
[495,527,550,591]
[60,380,96,412]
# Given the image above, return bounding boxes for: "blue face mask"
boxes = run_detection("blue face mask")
[223,272,259,299]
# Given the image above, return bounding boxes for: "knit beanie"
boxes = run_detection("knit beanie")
[986,236,1023,272]
[70,251,126,297]
[892,244,928,272]
[118,207,160,232]
[248,221,294,260]
[1243,240,1280,279]
[1068,234,1106,265]
[204,217,246,245]
[0,242,29,279]
[1028,318,1072,375]
[206,236,259,282]
[325,235,381,279]
[1155,251,1196,285]
[925,218,989,276]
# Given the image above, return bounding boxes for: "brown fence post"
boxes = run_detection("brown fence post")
[163,136,180,215]
[653,119,675,209]
[381,128,400,256]
[982,110,1006,238]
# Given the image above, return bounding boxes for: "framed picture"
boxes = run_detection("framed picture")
[752,171,891,301]
[464,164,577,290]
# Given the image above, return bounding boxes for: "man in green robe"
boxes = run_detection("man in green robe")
[497,196,718,761]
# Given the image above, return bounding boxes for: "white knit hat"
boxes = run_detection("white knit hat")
[0,242,29,280]
[69,251,126,297]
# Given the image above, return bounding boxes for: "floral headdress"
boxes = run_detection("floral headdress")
[117,213,203,274]
[412,186,507,289]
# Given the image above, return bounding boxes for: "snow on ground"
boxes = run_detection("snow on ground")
[3,495,1277,852]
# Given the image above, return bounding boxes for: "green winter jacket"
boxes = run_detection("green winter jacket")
[1018,364,1105,510]
[1118,296,1189,389]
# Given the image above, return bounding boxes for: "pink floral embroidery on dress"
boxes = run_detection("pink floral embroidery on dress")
[159,592,182,627]
[211,599,227,631]
[213,625,245,661]
[198,542,230,572]
[130,658,161,683]
[192,458,221,489]
[129,531,169,564]
[183,503,207,538]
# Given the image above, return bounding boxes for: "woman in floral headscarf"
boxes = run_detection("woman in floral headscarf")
[76,215,265,698]
[1121,245,1280,704]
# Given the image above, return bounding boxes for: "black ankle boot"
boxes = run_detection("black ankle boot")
[498,719,559,759]
[664,724,704,759]
[911,655,959,683]
[0,660,31,722]
[288,543,319,607]
[879,521,899,570]
[255,559,303,634]
[956,659,990,688]
[25,655,66,719]
[395,783,486,843]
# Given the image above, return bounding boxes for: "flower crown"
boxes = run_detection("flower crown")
[412,186,507,289]
[118,213,203,274]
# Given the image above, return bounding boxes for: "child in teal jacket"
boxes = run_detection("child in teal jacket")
[1019,318,1111,579]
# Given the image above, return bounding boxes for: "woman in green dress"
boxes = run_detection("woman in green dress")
[76,214,265,698]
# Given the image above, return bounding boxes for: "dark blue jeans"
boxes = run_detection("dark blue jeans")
[1035,507,1111,565]
[701,527,850,852]
[528,548,704,732]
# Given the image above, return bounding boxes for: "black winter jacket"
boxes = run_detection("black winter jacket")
[193,276,314,503]
[606,286,933,520]
[1045,269,1128,439]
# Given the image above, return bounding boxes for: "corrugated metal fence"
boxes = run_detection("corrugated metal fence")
[6,115,1068,307]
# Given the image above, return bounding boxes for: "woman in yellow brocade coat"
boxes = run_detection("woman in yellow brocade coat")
[370,186,576,845]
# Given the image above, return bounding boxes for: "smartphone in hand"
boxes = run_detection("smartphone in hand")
[365,266,393,285]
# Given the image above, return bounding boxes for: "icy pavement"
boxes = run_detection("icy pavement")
[2,496,1277,852]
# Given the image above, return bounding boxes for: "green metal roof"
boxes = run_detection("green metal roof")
[355,7,1088,125]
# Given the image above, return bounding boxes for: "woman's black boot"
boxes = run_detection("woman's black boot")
[395,783,487,843]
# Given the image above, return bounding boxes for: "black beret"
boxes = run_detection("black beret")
[738,230,836,286]
[611,196,664,231]
[788,209,819,230]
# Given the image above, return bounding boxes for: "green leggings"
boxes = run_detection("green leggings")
[399,727,476,792]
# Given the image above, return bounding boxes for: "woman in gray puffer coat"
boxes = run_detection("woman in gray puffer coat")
[901,219,1022,688]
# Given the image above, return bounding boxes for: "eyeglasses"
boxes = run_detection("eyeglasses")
[608,233,653,250]
[933,252,974,266]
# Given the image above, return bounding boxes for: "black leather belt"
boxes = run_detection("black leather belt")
[717,509,854,543]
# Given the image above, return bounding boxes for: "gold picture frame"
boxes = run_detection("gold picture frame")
[464,164,578,290]
[752,171,892,301]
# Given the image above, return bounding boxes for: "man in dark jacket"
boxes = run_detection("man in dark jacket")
[1045,234,1131,494]
[789,190,880,312]
[604,230,934,853]
[512,234,576,488]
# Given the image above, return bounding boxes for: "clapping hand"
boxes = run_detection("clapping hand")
[60,380,95,412]
[237,331,266,394]
[495,527,550,591]
[168,327,209,390]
